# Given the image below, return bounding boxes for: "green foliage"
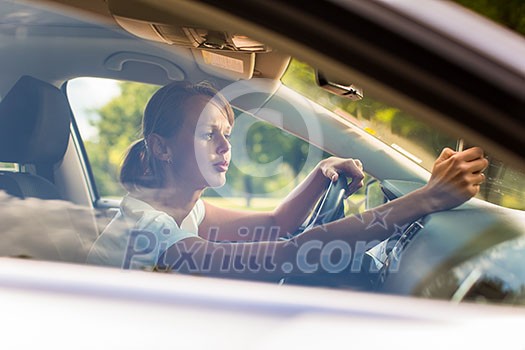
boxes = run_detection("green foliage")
[281,58,525,210]
[282,59,457,166]
[453,0,525,35]
[86,80,316,200]
[88,82,159,197]
[246,121,310,177]
[94,82,159,147]
[221,116,316,197]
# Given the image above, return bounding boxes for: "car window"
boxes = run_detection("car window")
[452,0,525,37]
[282,59,525,211]
[68,77,369,213]
[283,60,457,170]
[0,162,17,171]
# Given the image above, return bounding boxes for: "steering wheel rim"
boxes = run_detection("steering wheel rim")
[305,175,348,229]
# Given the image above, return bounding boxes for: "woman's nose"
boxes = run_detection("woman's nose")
[216,134,231,154]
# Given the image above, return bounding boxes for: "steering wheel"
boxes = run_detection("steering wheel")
[303,175,348,229]
[282,175,374,288]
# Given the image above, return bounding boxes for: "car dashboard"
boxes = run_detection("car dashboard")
[374,180,525,305]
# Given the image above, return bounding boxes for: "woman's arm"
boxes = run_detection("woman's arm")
[162,148,488,281]
[161,182,439,281]
[199,157,364,241]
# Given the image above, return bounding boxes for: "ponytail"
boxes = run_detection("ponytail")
[120,139,162,192]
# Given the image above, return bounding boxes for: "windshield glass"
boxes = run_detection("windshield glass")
[452,0,525,38]
[281,59,525,211]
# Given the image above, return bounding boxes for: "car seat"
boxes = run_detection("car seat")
[0,75,70,199]
[0,76,95,263]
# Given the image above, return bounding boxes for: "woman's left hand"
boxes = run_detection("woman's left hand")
[319,157,365,197]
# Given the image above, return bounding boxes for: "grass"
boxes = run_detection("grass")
[203,194,367,214]
[203,196,282,211]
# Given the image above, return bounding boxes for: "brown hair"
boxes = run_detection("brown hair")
[120,81,234,192]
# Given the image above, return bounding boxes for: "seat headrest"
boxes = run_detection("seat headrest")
[0,76,71,164]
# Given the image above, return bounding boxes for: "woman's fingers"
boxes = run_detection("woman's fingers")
[447,149,488,188]
[467,172,486,186]
[320,157,365,197]
[327,158,364,197]
[324,168,339,182]
[435,147,456,163]
[458,146,485,162]
[427,147,489,211]
[479,172,486,185]
[465,156,489,174]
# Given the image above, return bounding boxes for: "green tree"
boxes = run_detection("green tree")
[88,82,159,197]
[453,0,525,36]
[246,121,311,188]
[88,81,312,200]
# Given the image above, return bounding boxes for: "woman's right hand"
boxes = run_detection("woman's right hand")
[422,147,489,212]
[318,156,365,197]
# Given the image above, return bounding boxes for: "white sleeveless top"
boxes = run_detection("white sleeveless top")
[86,195,205,270]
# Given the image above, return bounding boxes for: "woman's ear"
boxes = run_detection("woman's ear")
[146,133,172,162]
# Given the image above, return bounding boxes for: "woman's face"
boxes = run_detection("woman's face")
[166,95,232,189]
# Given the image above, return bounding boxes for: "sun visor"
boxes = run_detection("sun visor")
[192,49,254,80]
[108,0,270,53]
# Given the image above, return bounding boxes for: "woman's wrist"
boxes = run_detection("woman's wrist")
[315,159,332,182]
[408,186,442,216]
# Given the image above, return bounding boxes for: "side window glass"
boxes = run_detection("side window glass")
[67,78,158,199]
[67,77,368,213]
[0,163,18,171]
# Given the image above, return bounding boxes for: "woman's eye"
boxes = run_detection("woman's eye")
[202,131,230,141]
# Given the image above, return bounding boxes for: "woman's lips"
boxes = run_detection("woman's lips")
[213,161,229,172]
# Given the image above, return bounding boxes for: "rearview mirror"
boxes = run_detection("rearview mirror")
[316,71,363,100]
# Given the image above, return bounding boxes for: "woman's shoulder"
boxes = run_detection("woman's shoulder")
[194,198,205,224]
[86,195,198,268]
[121,195,177,230]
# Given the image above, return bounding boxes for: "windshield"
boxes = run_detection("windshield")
[452,0,525,37]
[281,59,525,211]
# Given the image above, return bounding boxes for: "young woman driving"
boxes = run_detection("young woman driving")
[87,82,488,281]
